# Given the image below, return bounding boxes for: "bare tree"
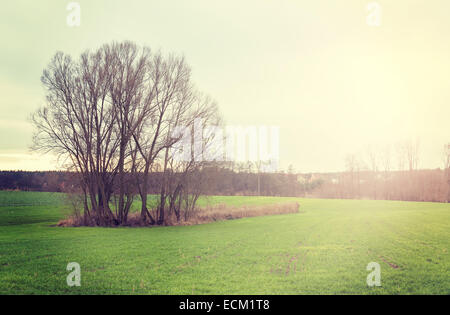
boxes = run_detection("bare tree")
[32,46,123,225]
[129,53,194,224]
[366,145,379,199]
[404,139,420,172]
[345,154,361,198]
[128,51,220,225]
[395,142,406,172]
[445,143,450,203]
[381,144,391,199]
[159,95,220,224]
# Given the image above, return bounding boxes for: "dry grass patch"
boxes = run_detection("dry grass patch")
[184,201,300,225]
[58,201,300,227]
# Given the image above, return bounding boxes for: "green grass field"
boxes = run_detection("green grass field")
[0,191,449,294]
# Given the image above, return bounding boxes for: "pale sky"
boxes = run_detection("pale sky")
[0,0,449,172]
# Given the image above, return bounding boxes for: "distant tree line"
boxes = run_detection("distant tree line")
[2,164,449,203]
[0,167,306,197]
[0,171,68,192]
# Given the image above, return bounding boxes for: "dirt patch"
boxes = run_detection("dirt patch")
[379,256,399,269]
[285,255,298,275]
[270,251,307,275]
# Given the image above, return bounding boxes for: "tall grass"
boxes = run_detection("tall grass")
[58,201,300,227]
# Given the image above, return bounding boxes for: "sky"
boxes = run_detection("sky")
[0,0,449,172]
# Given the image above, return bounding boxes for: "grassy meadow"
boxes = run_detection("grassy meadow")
[0,191,449,294]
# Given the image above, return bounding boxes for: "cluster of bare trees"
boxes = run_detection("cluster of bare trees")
[313,169,449,202]
[311,141,450,203]
[31,41,220,226]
